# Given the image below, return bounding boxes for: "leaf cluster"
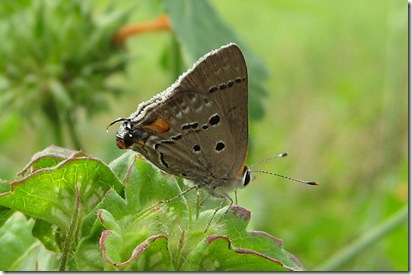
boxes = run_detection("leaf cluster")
[0,146,305,271]
[0,0,131,147]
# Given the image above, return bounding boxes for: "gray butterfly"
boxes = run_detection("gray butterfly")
[108,43,317,229]
[109,43,251,204]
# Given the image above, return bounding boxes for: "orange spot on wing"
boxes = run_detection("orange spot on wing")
[236,165,247,179]
[144,118,170,133]
[236,149,249,179]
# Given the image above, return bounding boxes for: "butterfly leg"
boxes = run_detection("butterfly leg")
[160,185,198,204]
[204,190,233,233]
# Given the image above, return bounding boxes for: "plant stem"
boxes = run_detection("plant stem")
[113,14,171,45]
[59,185,81,271]
[169,37,184,80]
[44,97,64,146]
[314,204,408,271]
[66,111,83,150]
[52,118,64,147]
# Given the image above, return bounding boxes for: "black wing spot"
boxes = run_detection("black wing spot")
[193,144,201,152]
[208,86,218,93]
[219,83,227,90]
[209,114,220,126]
[171,134,182,140]
[159,153,169,168]
[215,141,225,152]
[182,122,199,131]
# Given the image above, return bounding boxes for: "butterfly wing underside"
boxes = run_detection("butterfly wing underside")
[117,44,248,187]
[174,44,249,181]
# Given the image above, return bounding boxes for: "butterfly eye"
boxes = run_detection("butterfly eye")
[115,132,133,149]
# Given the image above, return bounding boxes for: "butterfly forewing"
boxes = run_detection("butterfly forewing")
[116,43,248,188]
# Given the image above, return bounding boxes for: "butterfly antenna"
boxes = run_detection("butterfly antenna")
[106,117,127,132]
[249,152,288,168]
[250,169,319,185]
[250,152,319,186]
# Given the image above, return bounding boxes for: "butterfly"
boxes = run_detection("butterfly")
[108,43,317,230]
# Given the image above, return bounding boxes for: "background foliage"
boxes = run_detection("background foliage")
[0,0,407,271]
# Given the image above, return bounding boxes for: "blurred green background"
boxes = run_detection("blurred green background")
[0,0,407,271]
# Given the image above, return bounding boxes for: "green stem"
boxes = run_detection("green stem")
[59,185,81,271]
[314,204,408,271]
[43,96,64,146]
[52,117,64,147]
[169,37,184,80]
[66,111,83,150]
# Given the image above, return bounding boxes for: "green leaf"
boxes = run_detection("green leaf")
[80,152,305,271]
[17,145,85,176]
[179,206,305,271]
[32,219,60,252]
[0,213,37,270]
[109,151,187,212]
[1,146,306,270]
[100,232,173,271]
[75,189,129,271]
[0,206,14,227]
[0,148,123,233]
[0,144,124,268]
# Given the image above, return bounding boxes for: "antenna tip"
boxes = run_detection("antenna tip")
[106,123,113,132]
[308,181,320,186]
[279,152,288,157]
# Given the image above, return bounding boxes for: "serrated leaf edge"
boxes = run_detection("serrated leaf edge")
[99,232,168,268]
[206,234,305,271]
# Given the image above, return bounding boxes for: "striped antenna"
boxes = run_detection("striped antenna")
[250,152,319,186]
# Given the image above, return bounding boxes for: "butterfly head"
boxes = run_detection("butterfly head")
[107,118,144,150]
